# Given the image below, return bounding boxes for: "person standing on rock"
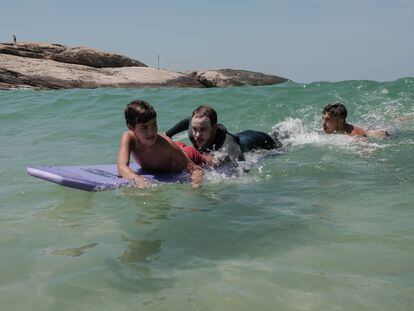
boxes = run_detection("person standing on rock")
[166,105,281,166]
[13,34,16,45]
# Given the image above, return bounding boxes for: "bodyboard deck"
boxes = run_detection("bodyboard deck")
[26,163,189,191]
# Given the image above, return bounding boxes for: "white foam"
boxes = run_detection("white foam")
[269,118,389,157]
[270,118,322,146]
[202,147,275,185]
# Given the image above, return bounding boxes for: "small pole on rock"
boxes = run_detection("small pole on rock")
[157,54,160,70]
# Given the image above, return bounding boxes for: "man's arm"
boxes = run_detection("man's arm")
[214,133,244,165]
[165,117,191,138]
[117,132,151,188]
[165,137,204,188]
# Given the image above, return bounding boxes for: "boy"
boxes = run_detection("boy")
[322,103,389,137]
[117,100,204,188]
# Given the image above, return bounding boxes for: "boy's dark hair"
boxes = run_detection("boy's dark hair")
[125,100,157,128]
[323,102,347,119]
[191,105,217,125]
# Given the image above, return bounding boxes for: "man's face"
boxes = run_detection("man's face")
[191,116,216,148]
[323,113,343,134]
[130,118,158,146]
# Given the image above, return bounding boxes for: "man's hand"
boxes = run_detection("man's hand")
[130,176,152,189]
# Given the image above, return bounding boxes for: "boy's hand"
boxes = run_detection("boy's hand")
[190,167,203,188]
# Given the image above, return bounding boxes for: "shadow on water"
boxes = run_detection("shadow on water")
[119,237,163,276]
[111,182,323,280]
[46,242,99,257]
[37,189,95,228]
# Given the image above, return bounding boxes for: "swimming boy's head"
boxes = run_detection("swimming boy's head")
[125,100,158,146]
[322,103,347,133]
[191,105,218,148]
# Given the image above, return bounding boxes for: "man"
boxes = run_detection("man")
[322,103,389,137]
[166,105,281,165]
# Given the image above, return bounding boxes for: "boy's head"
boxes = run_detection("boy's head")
[322,102,347,133]
[191,105,218,148]
[125,100,158,146]
[125,100,157,128]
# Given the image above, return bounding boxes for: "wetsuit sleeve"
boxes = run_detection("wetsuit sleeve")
[214,133,244,164]
[225,136,244,162]
[165,117,191,138]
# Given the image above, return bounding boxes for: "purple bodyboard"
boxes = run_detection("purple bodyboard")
[26,163,189,191]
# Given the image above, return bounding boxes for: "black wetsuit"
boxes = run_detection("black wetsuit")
[166,117,280,164]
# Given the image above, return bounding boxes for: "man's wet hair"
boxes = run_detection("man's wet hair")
[125,100,157,128]
[191,105,217,125]
[323,103,347,119]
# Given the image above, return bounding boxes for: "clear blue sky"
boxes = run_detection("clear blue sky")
[1,0,413,82]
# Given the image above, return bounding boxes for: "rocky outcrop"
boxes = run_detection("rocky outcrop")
[191,69,288,87]
[0,42,146,68]
[0,54,202,89]
[0,42,288,90]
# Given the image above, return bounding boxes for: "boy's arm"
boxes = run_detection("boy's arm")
[117,132,151,188]
[347,124,367,137]
[185,158,204,188]
[350,124,390,138]
[366,129,390,138]
[165,116,191,138]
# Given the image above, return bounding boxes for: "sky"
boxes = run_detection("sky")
[1,0,413,82]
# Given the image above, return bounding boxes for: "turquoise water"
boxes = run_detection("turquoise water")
[1,79,413,310]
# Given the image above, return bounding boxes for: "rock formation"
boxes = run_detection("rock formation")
[0,54,201,89]
[0,42,146,68]
[191,69,288,87]
[0,42,288,90]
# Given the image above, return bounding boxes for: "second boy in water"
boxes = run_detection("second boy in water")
[322,102,389,137]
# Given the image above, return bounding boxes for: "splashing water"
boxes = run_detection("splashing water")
[1,78,413,310]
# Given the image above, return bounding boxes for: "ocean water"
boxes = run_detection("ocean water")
[1,79,413,310]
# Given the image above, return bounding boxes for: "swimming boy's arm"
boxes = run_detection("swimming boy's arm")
[117,131,151,188]
[348,124,390,138]
[345,124,367,137]
[165,116,191,138]
[366,129,390,138]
